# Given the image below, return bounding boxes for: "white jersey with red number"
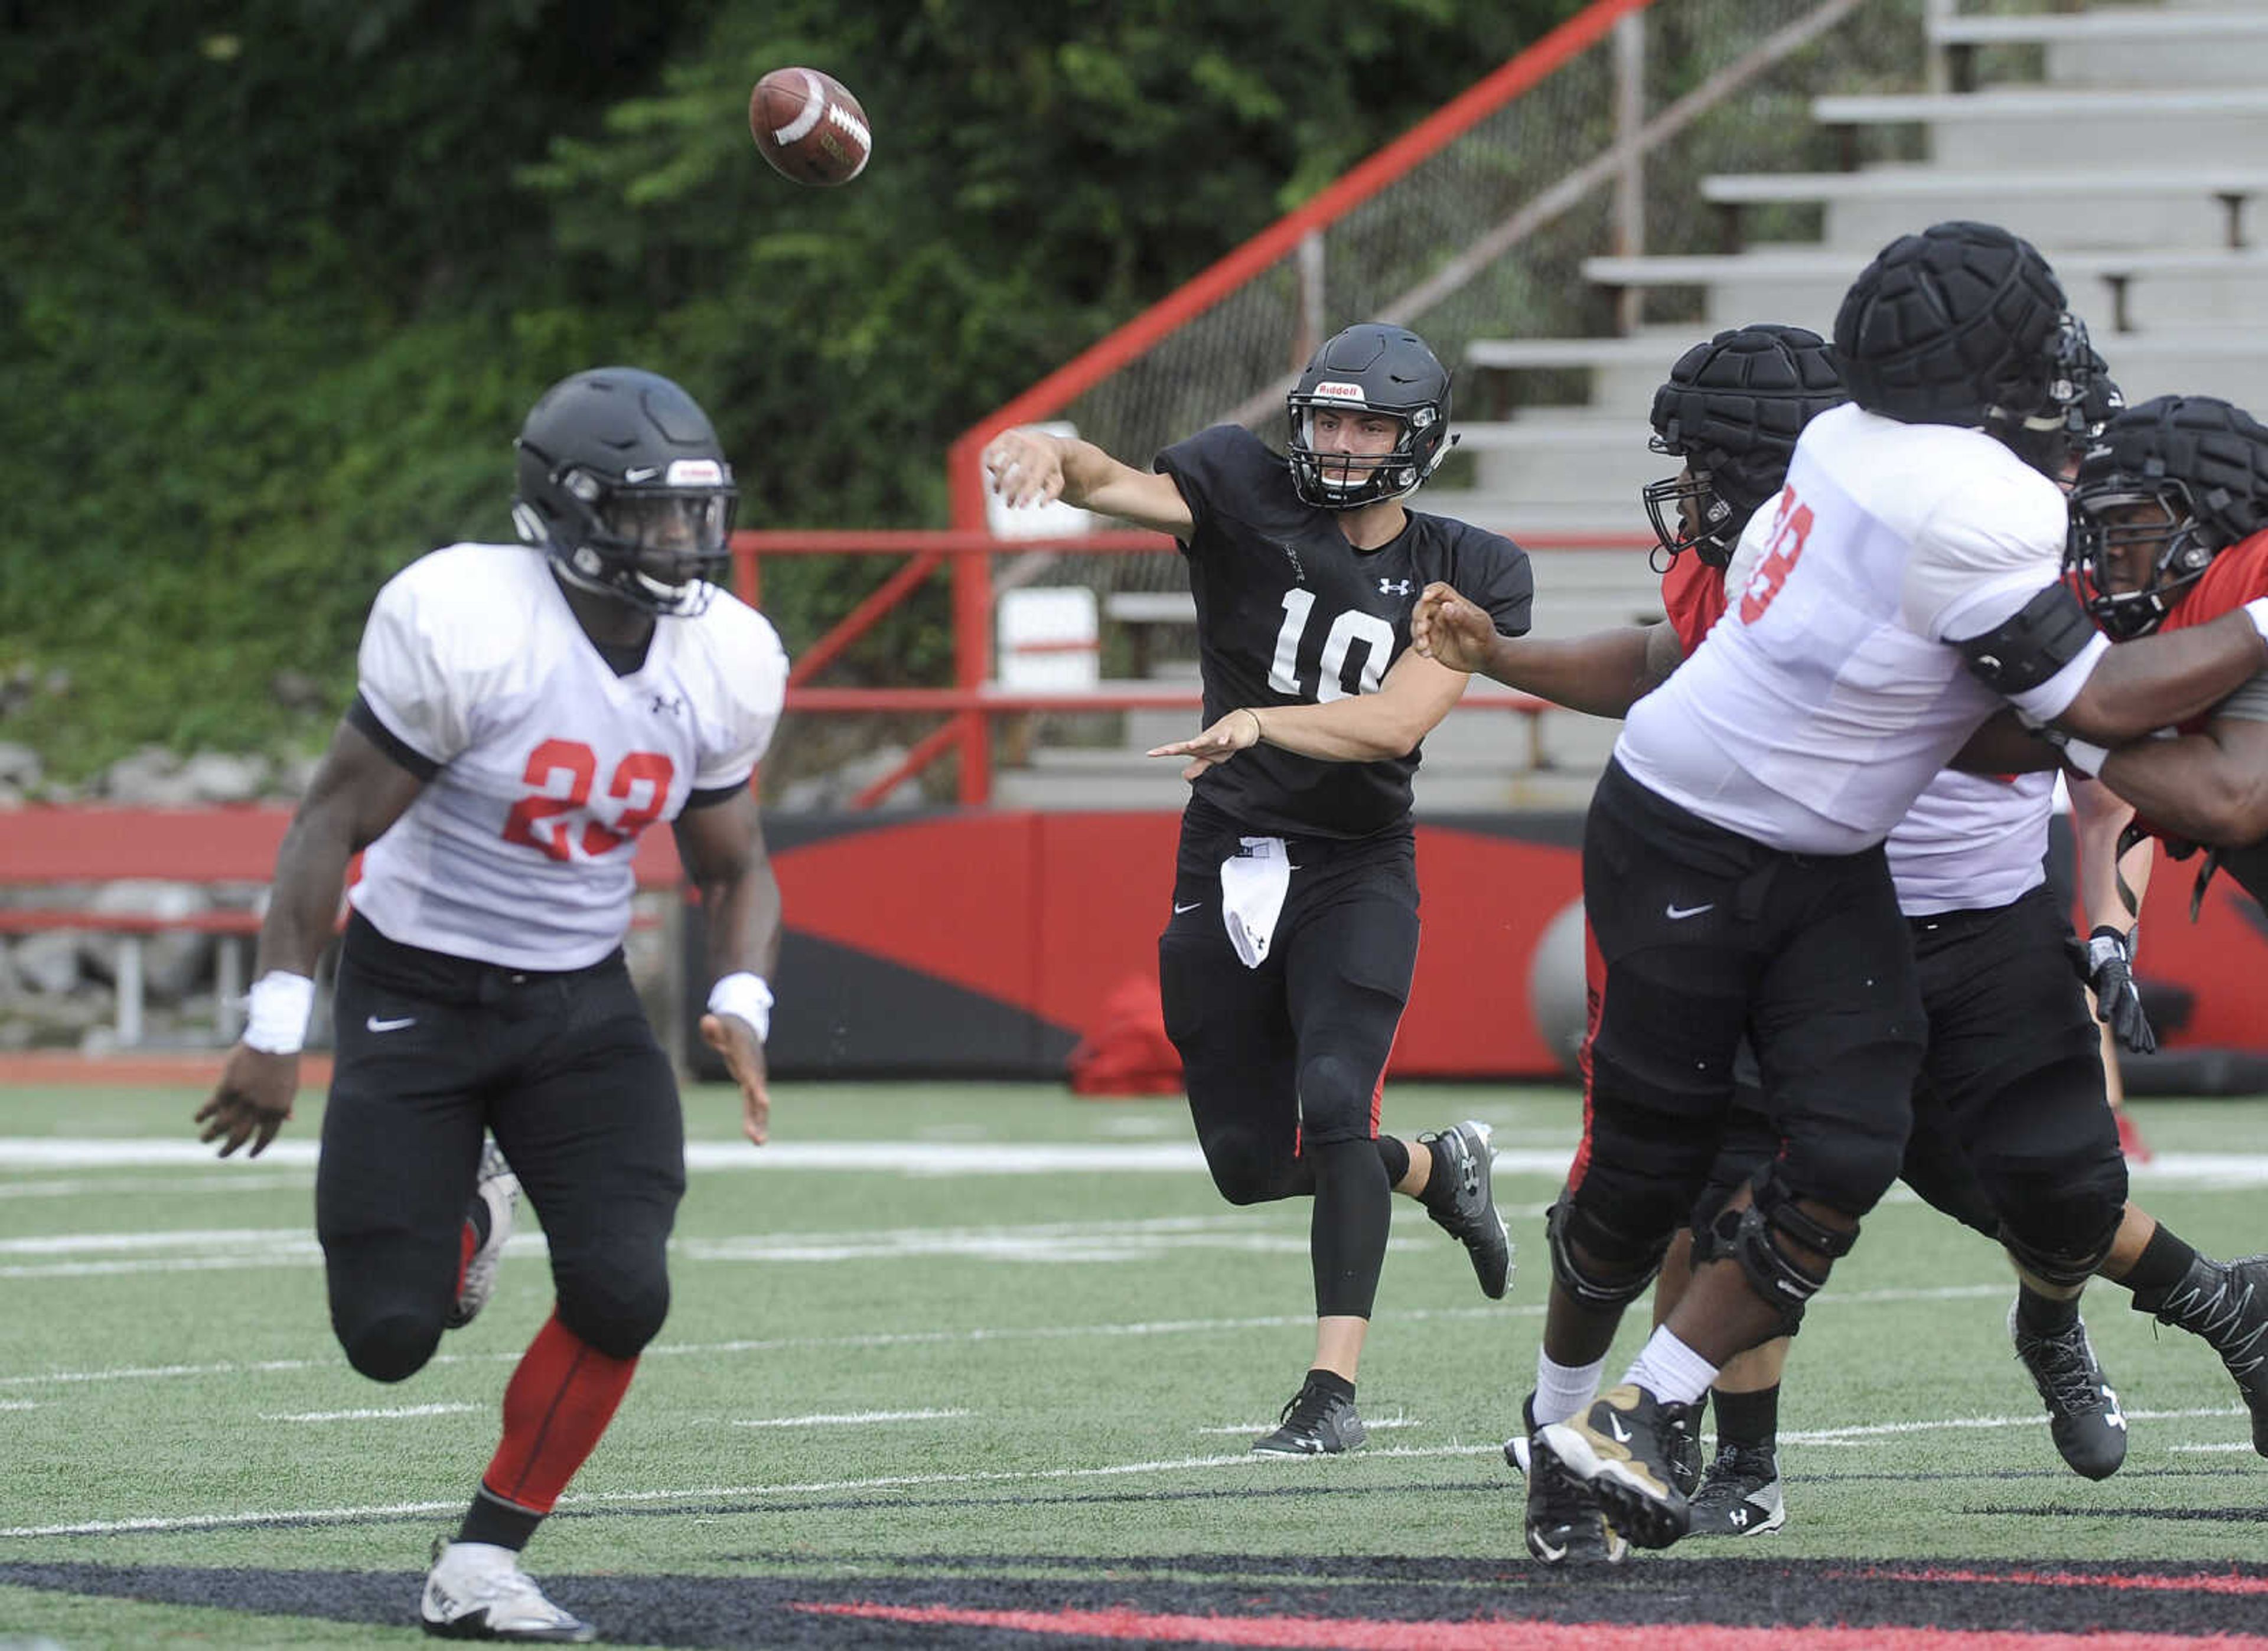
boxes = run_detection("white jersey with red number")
[1615,403,2105,856]
[1719,514,2055,914]
[351,542,788,969]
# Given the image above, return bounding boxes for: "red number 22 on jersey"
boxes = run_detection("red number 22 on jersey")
[502,739,674,862]
[1738,484,1816,625]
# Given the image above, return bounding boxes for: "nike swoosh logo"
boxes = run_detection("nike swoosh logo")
[367,1016,416,1033]
[1665,902,1715,920]
[1606,1413,1632,1444]
[1173,901,1202,914]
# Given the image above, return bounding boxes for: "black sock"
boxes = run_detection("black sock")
[2117,1223,2200,1309]
[1304,1366,1356,1402]
[466,1196,493,1249]
[1712,1384,1778,1454]
[2017,1283,2082,1336]
[1419,1133,1458,1212]
[455,1486,542,1553]
[1375,1136,1412,1188]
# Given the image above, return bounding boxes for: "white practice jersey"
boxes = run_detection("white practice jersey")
[352,543,789,970]
[1718,502,2055,915]
[1885,770,2052,916]
[1617,403,2106,856]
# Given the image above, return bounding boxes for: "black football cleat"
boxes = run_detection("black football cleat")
[1419,1120,1513,1300]
[1517,1394,1628,1566]
[2009,1301,2127,1480]
[1685,1444,1785,1537]
[1537,1384,1699,1550]
[2141,1253,2268,1456]
[1251,1378,1367,1456]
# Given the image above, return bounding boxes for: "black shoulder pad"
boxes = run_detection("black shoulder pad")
[1956,583,2096,694]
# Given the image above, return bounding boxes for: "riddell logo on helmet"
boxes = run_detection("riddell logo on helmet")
[1312,381,1368,403]
[665,459,728,485]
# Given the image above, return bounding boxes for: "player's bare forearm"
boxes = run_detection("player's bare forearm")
[2068,776,2145,932]
[257,718,423,975]
[1247,652,1470,762]
[2055,611,2268,743]
[1471,625,1672,719]
[2099,719,2268,847]
[1947,709,2066,775]
[674,789,780,981]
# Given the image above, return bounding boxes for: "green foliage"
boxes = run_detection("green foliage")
[2,0,1579,778]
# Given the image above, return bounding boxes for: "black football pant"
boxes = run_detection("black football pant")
[1159,799,1419,1320]
[1697,883,2120,1283]
[317,915,687,1382]
[1572,761,1925,1264]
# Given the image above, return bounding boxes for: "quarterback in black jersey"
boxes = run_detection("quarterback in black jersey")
[987,323,1533,1454]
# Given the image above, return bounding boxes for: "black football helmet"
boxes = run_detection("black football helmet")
[511,366,738,617]
[1834,221,2098,477]
[1642,323,1846,569]
[2067,394,2268,640]
[1286,323,1455,508]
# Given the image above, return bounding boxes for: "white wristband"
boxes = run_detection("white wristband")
[2060,737,2111,779]
[2246,597,2268,648]
[707,973,774,1043]
[243,971,316,1055]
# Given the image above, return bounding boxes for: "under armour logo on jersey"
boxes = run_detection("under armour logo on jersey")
[650,693,685,716]
[1379,577,1412,596]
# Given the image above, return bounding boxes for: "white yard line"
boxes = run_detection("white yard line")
[731,1408,971,1429]
[0,1285,2015,1395]
[260,1403,483,1423]
[8,1136,2268,1185]
[4,1399,2254,1542]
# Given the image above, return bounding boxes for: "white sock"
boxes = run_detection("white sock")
[1533,1351,1606,1425]
[1623,1326,1720,1407]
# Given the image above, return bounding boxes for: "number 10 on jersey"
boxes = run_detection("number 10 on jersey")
[1267,589,1396,702]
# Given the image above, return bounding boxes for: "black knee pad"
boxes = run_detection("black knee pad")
[1999,1199,2123,1290]
[1198,1128,1288,1206]
[1295,1053,1373,1138]
[1687,1212,1810,1336]
[555,1257,672,1362]
[1547,1192,1671,1311]
[1711,1164,1858,1332]
[337,1307,444,1384]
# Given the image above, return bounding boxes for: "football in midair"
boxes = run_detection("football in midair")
[749,67,872,187]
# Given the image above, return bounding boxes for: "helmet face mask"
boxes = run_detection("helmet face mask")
[1641,451,1738,569]
[1986,312,2105,479]
[512,368,739,618]
[2067,479,2214,641]
[1286,324,1454,509]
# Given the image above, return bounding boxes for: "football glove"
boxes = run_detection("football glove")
[2070,924,2155,1055]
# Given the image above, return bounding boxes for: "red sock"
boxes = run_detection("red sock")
[480,1310,638,1515]
[454,1220,477,1300]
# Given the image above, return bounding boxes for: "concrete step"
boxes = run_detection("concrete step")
[1812,87,2268,170]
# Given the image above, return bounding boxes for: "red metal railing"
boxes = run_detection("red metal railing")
[732,528,1653,808]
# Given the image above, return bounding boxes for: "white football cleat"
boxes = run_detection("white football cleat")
[446,1141,519,1332]
[420,1539,594,1643]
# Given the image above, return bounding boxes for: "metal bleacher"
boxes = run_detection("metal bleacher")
[997,0,2268,813]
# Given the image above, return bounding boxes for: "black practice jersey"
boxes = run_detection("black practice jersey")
[1156,423,1533,839]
